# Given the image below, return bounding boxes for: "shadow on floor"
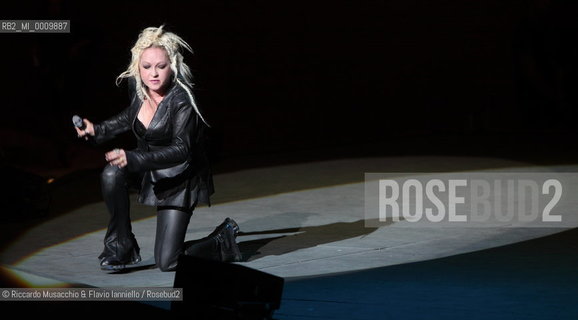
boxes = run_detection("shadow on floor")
[237,219,386,262]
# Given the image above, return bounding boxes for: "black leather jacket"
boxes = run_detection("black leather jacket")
[93,79,214,209]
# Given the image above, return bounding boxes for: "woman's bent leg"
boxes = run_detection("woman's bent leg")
[155,208,192,272]
[99,164,141,267]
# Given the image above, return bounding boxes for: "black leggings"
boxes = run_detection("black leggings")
[99,164,141,266]
[100,164,207,272]
[154,207,192,271]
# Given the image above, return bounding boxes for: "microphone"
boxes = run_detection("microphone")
[72,115,86,130]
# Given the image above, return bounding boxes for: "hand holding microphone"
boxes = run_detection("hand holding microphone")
[72,115,95,140]
[73,115,126,167]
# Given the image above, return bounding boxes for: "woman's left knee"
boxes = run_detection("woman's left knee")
[156,253,179,272]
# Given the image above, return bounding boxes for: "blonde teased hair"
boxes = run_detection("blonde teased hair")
[117,25,208,126]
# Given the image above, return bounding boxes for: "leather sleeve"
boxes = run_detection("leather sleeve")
[92,105,133,144]
[125,98,195,171]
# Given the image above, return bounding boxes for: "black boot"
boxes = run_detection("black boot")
[99,236,141,270]
[208,217,240,238]
[184,218,242,262]
[213,218,242,262]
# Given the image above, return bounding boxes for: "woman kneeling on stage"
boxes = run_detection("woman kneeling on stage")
[75,26,241,271]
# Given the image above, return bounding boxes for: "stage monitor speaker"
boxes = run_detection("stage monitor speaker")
[172,255,284,320]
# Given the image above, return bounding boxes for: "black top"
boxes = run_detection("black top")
[134,117,147,138]
[93,79,214,209]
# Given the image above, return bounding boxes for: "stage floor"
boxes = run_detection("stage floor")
[1,155,575,290]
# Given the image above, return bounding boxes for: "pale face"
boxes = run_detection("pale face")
[139,46,173,95]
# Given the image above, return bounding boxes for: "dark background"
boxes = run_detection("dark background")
[2,0,578,177]
[1,2,577,316]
